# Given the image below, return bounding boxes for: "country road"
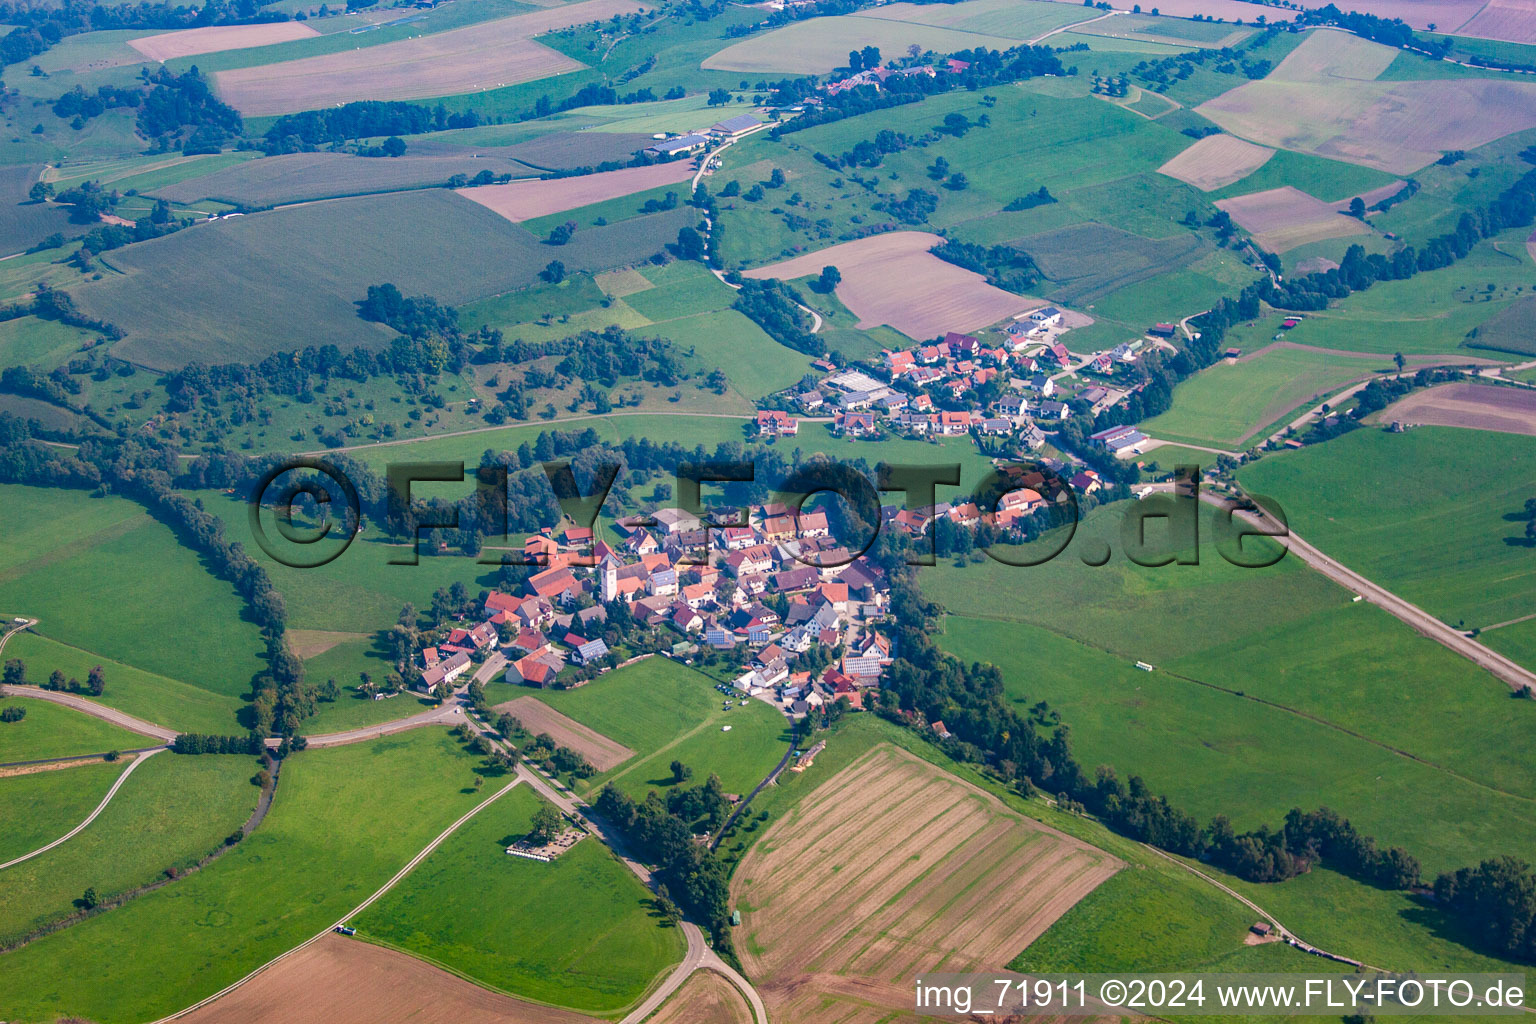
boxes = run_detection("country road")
[149,774,526,1024]
[0,748,163,871]
[1182,488,1536,694]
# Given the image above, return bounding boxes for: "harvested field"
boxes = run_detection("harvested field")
[177,933,601,1024]
[1269,29,1399,82]
[1038,0,1297,20]
[493,696,635,772]
[744,232,1039,340]
[1216,185,1370,252]
[1379,381,1536,435]
[1458,0,1536,43]
[213,0,646,115]
[647,971,752,1024]
[1198,73,1536,174]
[1159,133,1275,190]
[849,0,1102,39]
[459,161,696,222]
[129,22,319,61]
[734,744,1120,1024]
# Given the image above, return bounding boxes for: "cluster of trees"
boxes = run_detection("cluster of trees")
[1003,186,1055,211]
[0,704,24,723]
[1435,857,1536,960]
[732,278,825,356]
[171,733,266,755]
[930,239,1041,294]
[878,187,939,224]
[834,128,912,169]
[1128,32,1277,93]
[595,781,736,950]
[264,100,485,153]
[54,67,242,151]
[35,664,107,696]
[482,325,692,391]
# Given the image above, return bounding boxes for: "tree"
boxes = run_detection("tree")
[81,887,100,909]
[529,803,563,842]
[1349,196,1366,218]
[546,221,576,245]
[847,49,863,72]
[0,705,25,722]
[816,265,841,293]
[1527,519,1536,544]
[1393,351,1406,373]
[541,259,566,284]
[28,181,52,202]
[381,135,406,157]
[670,759,693,783]
[674,225,706,261]
[49,669,66,691]
[860,45,881,70]
[2,659,24,687]
[87,664,105,696]
[707,87,731,106]
[767,168,786,189]
[946,171,969,191]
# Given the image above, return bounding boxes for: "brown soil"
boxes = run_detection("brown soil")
[458,161,696,223]
[493,696,636,772]
[1159,134,1275,191]
[0,752,134,778]
[129,22,319,61]
[732,744,1120,1024]
[178,933,601,1024]
[745,232,1040,340]
[1379,381,1536,435]
[647,970,753,1024]
[289,629,369,660]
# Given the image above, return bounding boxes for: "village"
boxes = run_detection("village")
[754,312,1181,462]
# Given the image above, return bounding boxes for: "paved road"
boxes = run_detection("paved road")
[1191,488,1536,694]
[150,775,525,1024]
[0,748,163,871]
[0,685,180,743]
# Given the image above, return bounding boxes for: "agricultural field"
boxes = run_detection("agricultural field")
[646,970,752,1024]
[0,728,497,1023]
[458,160,696,222]
[1197,31,1536,173]
[70,190,692,369]
[1140,343,1381,448]
[1215,185,1375,252]
[745,231,1041,340]
[354,784,683,1013]
[0,698,147,763]
[0,760,127,864]
[703,17,1024,75]
[1158,133,1276,191]
[733,744,1121,1023]
[0,164,83,256]
[1379,379,1536,433]
[128,22,320,62]
[176,933,604,1024]
[501,656,789,798]
[1238,425,1536,637]
[0,752,258,946]
[212,0,646,115]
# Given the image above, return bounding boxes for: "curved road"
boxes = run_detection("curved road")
[0,747,163,871]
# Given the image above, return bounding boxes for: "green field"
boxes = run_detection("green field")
[497,656,790,799]
[0,315,97,372]
[299,636,440,734]
[1207,147,1399,204]
[1141,344,1374,448]
[0,698,147,763]
[0,752,257,946]
[1238,426,1536,635]
[0,485,266,713]
[0,728,495,1023]
[937,610,1536,876]
[355,784,683,1013]
[703,16,1027,75]
[0,760,126,863]
[73,191,694,370]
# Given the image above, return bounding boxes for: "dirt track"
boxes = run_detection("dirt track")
[176,933,601,1024]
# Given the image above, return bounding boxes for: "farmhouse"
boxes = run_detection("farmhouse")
[418,650,471,693]
[710,113,764,137]
[1090,424,1148,454]
[755,409,799,437]
[646,133,708,156]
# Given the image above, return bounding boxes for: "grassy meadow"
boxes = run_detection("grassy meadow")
[0,699,148,763]
[497,656,791,799]
[0,760,127,864]
[0,728,497,1023]
[0,752,257,946]
[355,784,683,1013]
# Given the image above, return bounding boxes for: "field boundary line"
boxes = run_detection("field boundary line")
[147,774,523,1024]
[0,747,161,871]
